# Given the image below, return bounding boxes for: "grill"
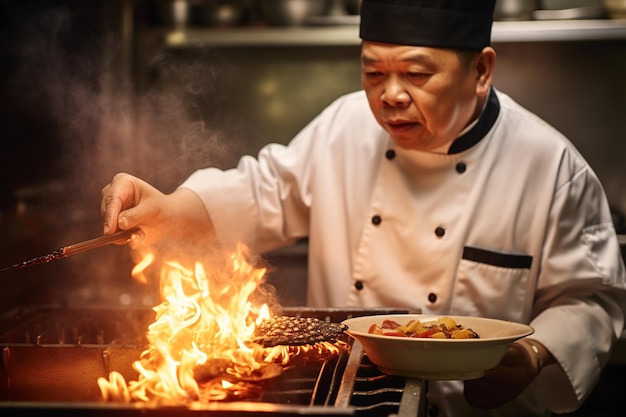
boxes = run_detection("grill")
[0,306,426,416]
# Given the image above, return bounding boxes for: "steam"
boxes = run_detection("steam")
[9,6,260,199]
[3,4,263,307]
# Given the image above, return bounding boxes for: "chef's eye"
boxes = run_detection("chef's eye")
[406,72,430,84]
[364,70,383,78]
[363,71,384,84]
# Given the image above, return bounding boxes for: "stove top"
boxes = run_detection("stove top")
[0,306,424,416]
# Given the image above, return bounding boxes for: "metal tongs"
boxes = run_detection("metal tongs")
[0,229,136,273]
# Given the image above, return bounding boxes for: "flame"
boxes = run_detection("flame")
[99,243,273,404]
[98,242,346,405]
[131,250,154,285]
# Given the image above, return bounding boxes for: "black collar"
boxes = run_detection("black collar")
[448,88,500,155]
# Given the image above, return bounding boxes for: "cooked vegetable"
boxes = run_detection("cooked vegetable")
[368,317,479,339]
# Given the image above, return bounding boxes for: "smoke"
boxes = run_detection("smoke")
[0,2,264,308]
[26,16,245,191]
[5,3,258,201]
[11,4,271,220]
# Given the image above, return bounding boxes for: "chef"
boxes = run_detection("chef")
[100,0,626,415]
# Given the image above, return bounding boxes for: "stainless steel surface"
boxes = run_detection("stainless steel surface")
[534,5,605,19]
[494,0,538,21]
[335,341,425,417]
[161,19,626,48]
[259,0,328,26]
[541,0,603,7]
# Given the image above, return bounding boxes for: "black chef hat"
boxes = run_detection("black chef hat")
[359,0,496,50]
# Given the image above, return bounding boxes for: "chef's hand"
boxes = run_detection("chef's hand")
[463,338,551,409]
[100,172,215,249]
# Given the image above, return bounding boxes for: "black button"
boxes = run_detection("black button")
[428,293,437,303]
[355,281,364,290]
[435,226,445,237]
[456,162,466,174]
[372,215,382,225]
[385,149,396,160]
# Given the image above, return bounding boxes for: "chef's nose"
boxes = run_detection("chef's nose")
[381,79,410,107]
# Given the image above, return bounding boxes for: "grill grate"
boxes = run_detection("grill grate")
[0,307,424,416]
[335,341,425,417]
[0,307,152,346]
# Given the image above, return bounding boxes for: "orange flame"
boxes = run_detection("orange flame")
[98,243,275,404]
[98,242,347,405]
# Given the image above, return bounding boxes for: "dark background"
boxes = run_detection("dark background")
[0,1,130,309]
[0,0,301,311]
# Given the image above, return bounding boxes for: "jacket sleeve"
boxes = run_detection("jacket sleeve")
[528,157,626,413]
[178,101,339,254]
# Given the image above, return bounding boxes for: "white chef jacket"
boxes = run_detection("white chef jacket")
[181,88,626,416]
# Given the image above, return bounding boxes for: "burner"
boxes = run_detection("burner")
[0,307,424,416]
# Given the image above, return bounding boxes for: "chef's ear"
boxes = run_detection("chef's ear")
[474,47,496,96]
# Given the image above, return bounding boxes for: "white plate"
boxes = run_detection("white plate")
[341,314,534,380]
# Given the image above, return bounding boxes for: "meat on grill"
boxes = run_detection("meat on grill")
[253,316,348,347]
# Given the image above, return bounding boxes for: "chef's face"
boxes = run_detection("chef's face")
[361,41,494,152]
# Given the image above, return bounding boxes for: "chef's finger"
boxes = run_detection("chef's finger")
[102,187,124,235]
[126,229,145,250]
[101,173,140,235]
[116,206,144,232]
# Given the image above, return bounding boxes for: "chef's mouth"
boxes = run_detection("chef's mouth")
[386,120,420,134]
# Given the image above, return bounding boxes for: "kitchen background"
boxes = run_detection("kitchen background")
[0,0,625,414]
[0,0,625,308]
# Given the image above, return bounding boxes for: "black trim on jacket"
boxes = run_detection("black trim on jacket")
[448,88,500,155]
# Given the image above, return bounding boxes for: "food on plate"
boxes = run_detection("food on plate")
[367,316,479,339]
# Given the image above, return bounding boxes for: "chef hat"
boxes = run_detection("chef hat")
[359,0,496,50]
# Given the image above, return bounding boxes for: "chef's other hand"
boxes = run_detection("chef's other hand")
[464,338,547,409]
[100,172,215,248]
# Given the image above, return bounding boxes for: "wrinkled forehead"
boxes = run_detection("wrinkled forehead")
[360,41,462,66]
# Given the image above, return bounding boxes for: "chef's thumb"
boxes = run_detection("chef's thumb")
[117,208,142,231]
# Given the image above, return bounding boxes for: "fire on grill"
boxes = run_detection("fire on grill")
[0,306,417,416]
[0,237,420,417]
[94,242,350,406]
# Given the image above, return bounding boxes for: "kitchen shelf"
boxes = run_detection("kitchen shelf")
[163,25,359,47]
[493,18,626,42]
[162,19,626,48]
